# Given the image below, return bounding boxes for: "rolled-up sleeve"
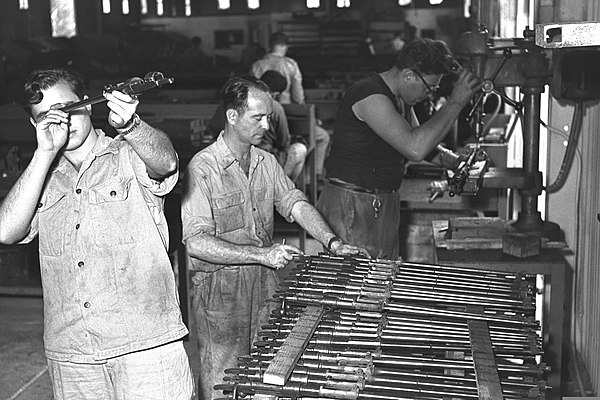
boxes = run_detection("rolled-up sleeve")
[271,156,308,222]
[18,221,38,244]
[129,146,179,196]
[277,189,307,223]
[181,163,216,242]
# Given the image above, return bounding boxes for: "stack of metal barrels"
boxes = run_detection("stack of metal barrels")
[217,254,549,400]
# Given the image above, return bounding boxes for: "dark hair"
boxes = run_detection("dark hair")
[269,32,288,48]
[394,38,455,76]
[259,70,287,94]
[21,68,85,116]
[220,75,270,113]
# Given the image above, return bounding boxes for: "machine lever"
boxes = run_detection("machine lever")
[465,48,513,128]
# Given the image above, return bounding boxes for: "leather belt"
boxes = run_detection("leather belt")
[328,178,397,195]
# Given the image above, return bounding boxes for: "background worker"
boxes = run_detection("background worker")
[251,31,331,180]
[251,31,304,105]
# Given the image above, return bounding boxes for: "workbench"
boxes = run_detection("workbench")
[432,219,569,399]
[399,177,506,214]
[394,176,508,263]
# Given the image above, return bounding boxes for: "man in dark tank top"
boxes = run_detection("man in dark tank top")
[316,38,481,259]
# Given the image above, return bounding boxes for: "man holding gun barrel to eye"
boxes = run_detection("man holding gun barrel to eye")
[0,68,194,400]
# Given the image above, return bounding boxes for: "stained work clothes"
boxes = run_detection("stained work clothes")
[20,130,188,363]
[181,133,307,400]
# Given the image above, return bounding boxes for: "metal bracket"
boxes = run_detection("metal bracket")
[535,21,600,48]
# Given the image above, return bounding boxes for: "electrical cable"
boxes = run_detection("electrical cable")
[545,102,584,193]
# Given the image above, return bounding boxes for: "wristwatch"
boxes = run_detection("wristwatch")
[117,113,141,136]
[327,236,343,253]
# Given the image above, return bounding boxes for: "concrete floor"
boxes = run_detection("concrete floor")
[0,233,321,400]
[0,292,204,400]
[0,296,49,400]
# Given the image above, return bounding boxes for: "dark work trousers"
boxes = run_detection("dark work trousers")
[316,181,402,259]
[191,265,280,400]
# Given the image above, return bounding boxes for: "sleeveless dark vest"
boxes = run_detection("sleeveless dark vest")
[326,73,407,191]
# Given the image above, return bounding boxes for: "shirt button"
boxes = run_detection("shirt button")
[76,188,82,194]
[37,202,43,208]
[84,302,91,308]
[75,224,80,230]
[78,261,84,267]
[110,190,117,197]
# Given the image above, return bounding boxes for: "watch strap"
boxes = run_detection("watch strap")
[327,235,342,252]
[117,113,141,136]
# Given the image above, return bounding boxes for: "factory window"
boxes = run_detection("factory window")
[141,0,148,14]
[102,0,110,13]
[248,0,259,9]
[399,0,447,5]
[122,0,129,14]
[336,0,350,7]
[185,0,191,15]
[307,0,319,7]
[19,0,29,10]
[218,0,230,10]
[157,0,164,15]
[50,0,77,37]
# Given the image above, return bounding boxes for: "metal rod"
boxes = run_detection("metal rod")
[60,72,174,112]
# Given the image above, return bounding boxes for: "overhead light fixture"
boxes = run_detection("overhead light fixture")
[429,0,444,4]
[398,0,412,5]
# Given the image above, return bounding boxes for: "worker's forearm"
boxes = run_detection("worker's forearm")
[408,100,465,160]
[290,201,336,248]
[0,149,55,243]
[125,120,178,179]
[185,233,268,266]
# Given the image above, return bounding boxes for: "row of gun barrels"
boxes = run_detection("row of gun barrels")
[217,254,548,400]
